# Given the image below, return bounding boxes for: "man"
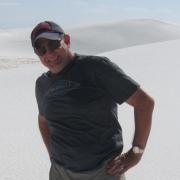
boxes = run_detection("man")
[31,21,154,180]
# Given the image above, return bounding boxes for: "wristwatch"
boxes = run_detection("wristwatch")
[132,146,144,154]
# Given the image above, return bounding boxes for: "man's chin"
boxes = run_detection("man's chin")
[48,61,62,68]
[49,65,62,74]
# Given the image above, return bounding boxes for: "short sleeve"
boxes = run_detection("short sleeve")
[85,56,140,104]
[35,78,45,116]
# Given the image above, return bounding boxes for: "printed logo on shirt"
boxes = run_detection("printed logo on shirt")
[47,80,80,97]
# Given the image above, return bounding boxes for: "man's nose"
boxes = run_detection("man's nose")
[44,49,56,61]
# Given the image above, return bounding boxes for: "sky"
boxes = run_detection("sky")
[0,0,180,29]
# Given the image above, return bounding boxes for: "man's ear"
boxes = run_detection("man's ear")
[63,34,71,47]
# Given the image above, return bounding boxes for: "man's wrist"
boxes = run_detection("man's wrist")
[131,145,144,155]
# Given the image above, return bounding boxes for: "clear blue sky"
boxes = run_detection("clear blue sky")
[0,0,180,29]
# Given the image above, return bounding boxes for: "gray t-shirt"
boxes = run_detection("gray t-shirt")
[35,54,140,172]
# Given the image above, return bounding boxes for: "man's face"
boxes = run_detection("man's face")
[34,36,70,73]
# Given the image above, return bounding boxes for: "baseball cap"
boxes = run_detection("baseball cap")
[31,21,65,47]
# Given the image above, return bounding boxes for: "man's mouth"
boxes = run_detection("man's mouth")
[49,56,62,66]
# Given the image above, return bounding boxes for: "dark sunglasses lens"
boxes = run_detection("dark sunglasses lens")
[34,40,61,56]
[37,46,47,56]
[48,40,61,51]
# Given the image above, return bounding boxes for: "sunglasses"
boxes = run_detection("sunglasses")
[34,39,62,56]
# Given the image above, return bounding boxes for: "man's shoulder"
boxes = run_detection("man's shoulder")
[76,54,110,67]
[36,72,50,87]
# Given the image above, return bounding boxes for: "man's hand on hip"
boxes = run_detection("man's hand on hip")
[106,149,142,176]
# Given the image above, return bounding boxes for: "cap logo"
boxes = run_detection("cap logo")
[31,22,51,39]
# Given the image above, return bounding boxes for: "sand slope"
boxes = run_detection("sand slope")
[0,39,180,179]
[0,19,180,180]
[1,19,180,59]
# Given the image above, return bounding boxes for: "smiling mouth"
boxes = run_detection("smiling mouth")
[49,56,62,66]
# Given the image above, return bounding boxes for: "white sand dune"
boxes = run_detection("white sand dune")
[0,19,180,179]
[1,19,180,70]
[0,38,180,180]
[0,28,35,58]
[69,19,180,54]
[1,19,180,60]
[100,39,180,180]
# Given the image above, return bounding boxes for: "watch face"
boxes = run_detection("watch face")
[132,146,144,154]
[133,147,139,154]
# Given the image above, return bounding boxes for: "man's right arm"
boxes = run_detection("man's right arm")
[38,114,51,158]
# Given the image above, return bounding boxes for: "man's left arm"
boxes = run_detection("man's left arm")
[106,88,155,176]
